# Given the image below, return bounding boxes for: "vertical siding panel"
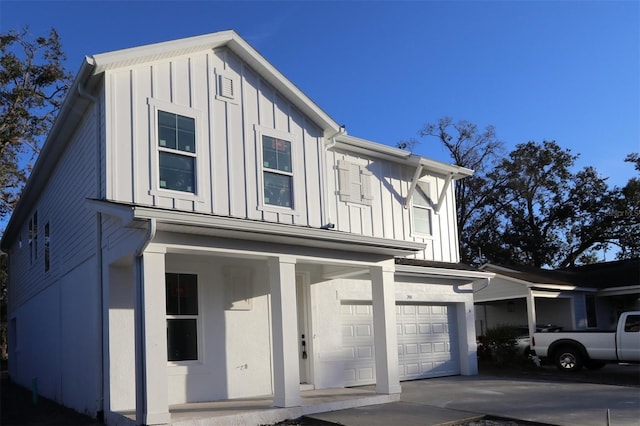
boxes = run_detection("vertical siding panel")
[210,52,230,217]
[257,81,278,223]
[154,61,173,103]
[225,52,247,219]
[134,66,154,207]
[390,164,405,241]
[110,71,133,203]
[241,66,260,221]
[190,53,212,214]
[369,160,384,238]
[303,126,322,228]
[289,108,309,226]
[173,57,191,108]
[360,158,373,236]
[380,161,395,240]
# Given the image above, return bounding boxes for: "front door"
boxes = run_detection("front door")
[296,274,311,385]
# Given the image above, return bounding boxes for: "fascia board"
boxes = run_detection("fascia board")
[395,264,494,280]
[416,156,474,180]
[333,135,413,160]
[597,285,640,296]
[131,205,425,256]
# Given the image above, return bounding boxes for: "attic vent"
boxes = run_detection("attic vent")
[219,75,235,99]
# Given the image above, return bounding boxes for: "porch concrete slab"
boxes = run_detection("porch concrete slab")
[307,375,640,426]
[116,387,399,426]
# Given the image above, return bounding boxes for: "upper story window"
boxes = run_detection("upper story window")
[337,160,373,206]
[166,273,199,362]
[158,111,196,193]
[29,211,38,265]
[255,125,298,213]
[44,222,50,272]
[412,182,432,236]
[262,135,293,208]
[147,98,204,202]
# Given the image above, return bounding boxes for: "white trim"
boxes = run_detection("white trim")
[410,181,434,238]
[254,125,300,215]
[147,98,206,203]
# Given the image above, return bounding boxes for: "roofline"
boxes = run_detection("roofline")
[395,263,494,280]
[87,199,426,257]
[1,58,98,251]
[90,30,341,134]
[333,134,474,179]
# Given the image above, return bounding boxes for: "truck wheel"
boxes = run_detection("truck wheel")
[555,346,583,371]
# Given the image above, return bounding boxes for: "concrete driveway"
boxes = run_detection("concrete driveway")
[308,366,640,426]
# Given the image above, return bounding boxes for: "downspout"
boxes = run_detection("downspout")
[77,80,104,418]
[321,126,345,228]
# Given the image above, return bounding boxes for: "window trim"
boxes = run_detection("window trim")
[254,125,300,215]
[147,98,205,203]
[166,272,202,365]
[410,181,434,238]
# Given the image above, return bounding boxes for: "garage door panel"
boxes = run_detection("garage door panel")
[341,302,460,386]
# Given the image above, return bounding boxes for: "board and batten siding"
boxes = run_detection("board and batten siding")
[105,47,325,227]
[326,148,461,263]
[9,99,100,310]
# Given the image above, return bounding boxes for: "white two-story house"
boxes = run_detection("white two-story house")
[1,31,492,425]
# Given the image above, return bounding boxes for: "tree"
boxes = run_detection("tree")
[480,141,635,268]
[412,117,504,263]
[0,27,73,220]
[0,27,72,365]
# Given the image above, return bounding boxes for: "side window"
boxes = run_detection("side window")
[157,111,196,193]
[166,273,199,362]
[44,222,50,272]
[585,295,597,328]
[337,160,373,206]
[29,211,38,265]
[262,135,293,208]
[412,182,432,236]
[624,315,640,333]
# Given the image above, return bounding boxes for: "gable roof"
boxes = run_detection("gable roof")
[481,259,640,290]
[1,30,342,250]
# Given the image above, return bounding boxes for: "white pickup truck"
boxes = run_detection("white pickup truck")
[531,311,640,371]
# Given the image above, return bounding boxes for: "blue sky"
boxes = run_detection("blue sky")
[2,0,639,187]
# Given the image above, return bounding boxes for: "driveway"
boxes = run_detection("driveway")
[307,363,640,426]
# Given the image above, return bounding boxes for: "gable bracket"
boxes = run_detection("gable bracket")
[434,173,454,213]
[404,164,424,209]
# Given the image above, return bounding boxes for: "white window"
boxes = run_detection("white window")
[147,99,204,201]
[29,211,38,265]
[44,222,50,272]
[166,273,199,362]
[255,125,298,212]
[337,160,373,206]
[412,182,432,236]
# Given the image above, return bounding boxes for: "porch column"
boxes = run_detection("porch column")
[268,256,302,407]
[370,261,401,395]
[134,247,170,425]
[526,289,537,337]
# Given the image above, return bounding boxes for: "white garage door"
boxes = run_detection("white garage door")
[341,302,460,387]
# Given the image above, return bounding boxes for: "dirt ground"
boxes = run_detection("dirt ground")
[1,362,638,426]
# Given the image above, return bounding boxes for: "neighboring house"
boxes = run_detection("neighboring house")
[0,31,492,425]
[474,260,640,337]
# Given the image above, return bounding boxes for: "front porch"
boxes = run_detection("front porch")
[109,386,397,426]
